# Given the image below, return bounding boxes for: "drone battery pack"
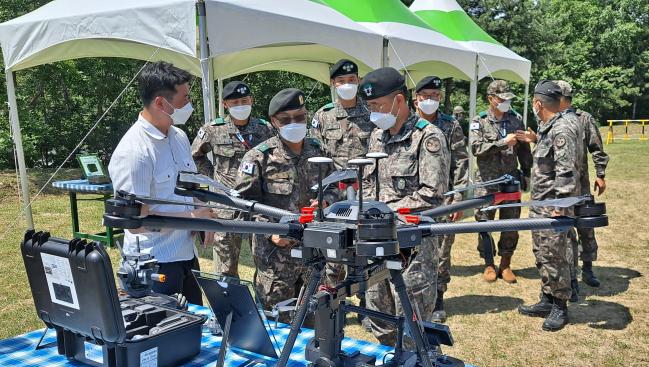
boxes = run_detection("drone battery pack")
[21,230,206,367]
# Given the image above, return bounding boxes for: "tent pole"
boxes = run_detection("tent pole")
[468,55,479,185]
[522,82,529,128]
[197,0,213,122]
[209,59,216,120]
[217,79,224,117]
[6,70,34,230]
[382,38,389,68]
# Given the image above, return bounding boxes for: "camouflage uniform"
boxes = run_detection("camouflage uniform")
[427,112,469,293]
[235,136,332,312]
[363,113,450,345]
[310,97,374,170]
[191,115,273,276]
[470,109,532,259]
[530,111,583,300]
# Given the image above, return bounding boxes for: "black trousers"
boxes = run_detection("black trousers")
[152,257,203,305]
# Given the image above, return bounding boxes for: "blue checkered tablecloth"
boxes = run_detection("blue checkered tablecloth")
[0,305,397,367]
[52,180,113,194]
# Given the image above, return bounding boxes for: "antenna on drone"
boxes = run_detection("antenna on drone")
[347,158,373,220]
[366,152,388,201]
[308,157,334,221]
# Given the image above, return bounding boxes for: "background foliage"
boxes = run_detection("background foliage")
[0,0,647,169]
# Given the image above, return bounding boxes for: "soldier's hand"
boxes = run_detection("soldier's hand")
[594,177,606,196]
[271,234,293,248]
[139,204,149,217]
[515,128,537,143]
[203,231,216,248]
[450,211,463,222]
[310,199,329,208]
[191,207,218,219]
[504,133,518,146]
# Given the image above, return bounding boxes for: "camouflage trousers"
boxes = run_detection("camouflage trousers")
[365,236,438,346]
[252,235,309,320]
[475,202,521,259]
[530,207,572,300]
[212,232,246,277]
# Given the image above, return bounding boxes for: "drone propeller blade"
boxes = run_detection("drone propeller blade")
[135,195,227,210]
[178,172,240,197]
[445,174,518,196]
[310,169,358,191]
[481,195,591,212]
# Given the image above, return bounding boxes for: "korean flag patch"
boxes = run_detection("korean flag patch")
[241,161,255,175]
[198,128,206,139]
[470,122,480,130]
[311,117,319,128]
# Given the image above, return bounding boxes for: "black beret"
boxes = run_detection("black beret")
[268,88,305,116]
[330,59,358,79]
[359,67,406,100]
[222,80,251,100]
[415,76,443,93]
[534,79,563,100]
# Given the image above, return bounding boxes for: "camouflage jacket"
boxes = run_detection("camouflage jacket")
[310,97,374,170]
[570,108,609,179]
[425,111,469,202]
[191,115,273,189]
[470,109,533,192]
[365,113,450,211]
[531,111,584,201]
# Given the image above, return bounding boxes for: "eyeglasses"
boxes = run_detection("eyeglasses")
[274,112,308,126]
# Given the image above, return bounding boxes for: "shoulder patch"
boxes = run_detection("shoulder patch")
[415,119,430,130]
[240,161,255,175]
[425,136,442,153]
[554,136,566,148]
[211,117,225,126]
[323,102,335,111]
[256,143,270,153]
[257,118,269,126]
[311,116,319,128]
[470,122,480,130]
[478,111,488,118]
[197,127,206,139]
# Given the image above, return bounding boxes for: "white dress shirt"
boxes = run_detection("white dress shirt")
[108,114,197,263]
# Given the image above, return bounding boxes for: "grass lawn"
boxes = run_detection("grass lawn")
[0,134,647,366]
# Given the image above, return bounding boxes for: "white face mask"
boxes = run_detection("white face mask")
[163,99,193,125]
[496,99,512,113]
[229,104,252,120]
[336,83,358,100]
[369,96,398,130]
[279,123,307,143]
[418,99,439,115]
[533,104,541,121]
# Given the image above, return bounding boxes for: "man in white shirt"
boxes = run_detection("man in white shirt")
[109,61,216,305]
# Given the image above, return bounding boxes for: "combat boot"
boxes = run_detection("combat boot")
[431,291,447,323]
[542,298,569,331]
[518,291,553,317]
[569,278,579,303]
[497,255,517,283]
[483,264,497,282]
[581,261,600,287]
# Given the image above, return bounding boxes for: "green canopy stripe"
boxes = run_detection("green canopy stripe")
[322,0,433,30]
[415,10,501,44]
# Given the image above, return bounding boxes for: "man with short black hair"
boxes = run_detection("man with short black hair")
[518,80,583,331]
[191,80,273,277]
[109,61,216,305]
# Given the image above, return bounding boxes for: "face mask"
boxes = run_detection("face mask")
[336,83,358,100]
[496,99,512,113]
[279,123,307,143]
[533,104,541,121]
[370,96,398,130]
[163,99,193,125]
[229,104,252,120]
[418,99,439,115]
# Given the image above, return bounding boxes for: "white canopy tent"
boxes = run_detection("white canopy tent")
[0,0,386,229]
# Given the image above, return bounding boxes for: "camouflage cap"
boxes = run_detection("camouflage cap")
[555,80,573,97]
[453,106,464,114]
[487,80,515,100]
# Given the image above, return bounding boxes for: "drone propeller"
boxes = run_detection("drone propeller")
[480,195,592,212]
[445,174,518,196]
[310,169,358,192]
[177,171,240,197]
[123,192,227,211]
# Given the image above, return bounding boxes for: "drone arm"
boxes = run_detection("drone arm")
[418,216,607,236]
[175,187,294,219]
[418,194,494,218]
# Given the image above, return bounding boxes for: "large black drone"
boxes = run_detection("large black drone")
[104,154,608,367]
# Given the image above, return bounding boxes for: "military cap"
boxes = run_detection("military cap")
[330,59,358,79]
[555,80,573,97]
[222,80,251,100]
[268,88,305,116]
[487,80,515,100]
[415,76,443,93]
[534,80,563,100]
[453,105,465,114]
[359,67,406,100]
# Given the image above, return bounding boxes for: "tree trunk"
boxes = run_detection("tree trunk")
[444,78,454,114]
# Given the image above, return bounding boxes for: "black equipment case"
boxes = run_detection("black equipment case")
[21,230,206,367]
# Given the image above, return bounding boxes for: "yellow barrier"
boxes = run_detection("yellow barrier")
[605,119,649,144]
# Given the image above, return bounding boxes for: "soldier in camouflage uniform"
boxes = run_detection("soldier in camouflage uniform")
[518,80,583,332]
[191,81,273,277]
[412,76,469,323]
[470,80,533,283]
[359,68,450,345]
[311,59,374,171]
[453,105,469,139]
[235,88,333,316]
[556,81,609,288]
